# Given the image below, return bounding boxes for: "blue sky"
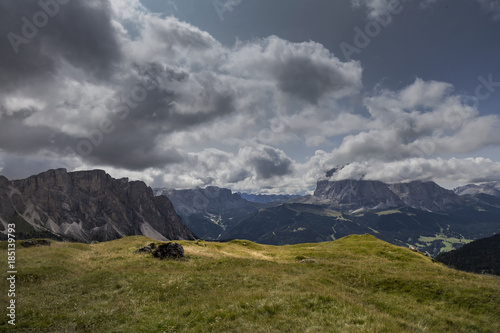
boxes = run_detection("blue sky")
[0,0,499,193]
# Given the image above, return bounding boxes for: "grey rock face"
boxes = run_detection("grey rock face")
[389,181,462,212]
[304,167,465,213]
[310,179,404,212]
[0,169,196,242]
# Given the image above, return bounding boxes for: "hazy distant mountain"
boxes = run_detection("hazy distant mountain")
[454,182,500,197]
[238,193,302,204]
[0,169,196,242]
[154,186,260,240]
[436,233,500,275]
[154,186,250,215]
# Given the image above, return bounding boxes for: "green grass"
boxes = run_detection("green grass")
[376,210,402,216]
[288,205,343,218]
[417,234,473,254]
[1,234,499,332]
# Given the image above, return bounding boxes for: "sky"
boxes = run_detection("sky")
[0,0,499,194]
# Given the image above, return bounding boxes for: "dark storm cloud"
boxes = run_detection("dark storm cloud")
[55,63,236,170]
[242,146,294,180]
[167,92,235,129]
[226,168,251,184]
[225,36,362,105]
[0,0,121,90]
[0,0,241,174]
[253,149,293,179]
[0,3,359,178]
[0,154,69,180]
[0,108,55,153]
[275,56,350,104]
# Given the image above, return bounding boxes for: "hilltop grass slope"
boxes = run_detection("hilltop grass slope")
[1,235,499,332]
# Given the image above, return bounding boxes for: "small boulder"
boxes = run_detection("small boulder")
[135,243,156,254]
[152,242,184,259]
[300,259,318,264]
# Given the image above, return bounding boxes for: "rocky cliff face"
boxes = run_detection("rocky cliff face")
[306,168,465,213]
[310,179,404,212]
[0,169,196,242]
[389,181,462,212]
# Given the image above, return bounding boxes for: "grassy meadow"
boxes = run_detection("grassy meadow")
[1,234,499,332]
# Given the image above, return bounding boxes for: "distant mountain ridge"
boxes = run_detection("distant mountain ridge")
[4,168,499,258]
[154,186,250,215]
[454,181,500,197]
[238,193,301,204]
[154,186,260,240]
[0,169,196,242]
[219,170,500,255]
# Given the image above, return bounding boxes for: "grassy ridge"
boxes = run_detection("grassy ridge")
[1,235,499,332]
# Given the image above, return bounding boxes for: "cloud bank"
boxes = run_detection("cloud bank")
[0,0,499,193]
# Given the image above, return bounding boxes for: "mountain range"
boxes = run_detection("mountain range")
[2,168,499,258]
[155,171,500,256]
[454,181,500,197]
[0,169,196,242]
